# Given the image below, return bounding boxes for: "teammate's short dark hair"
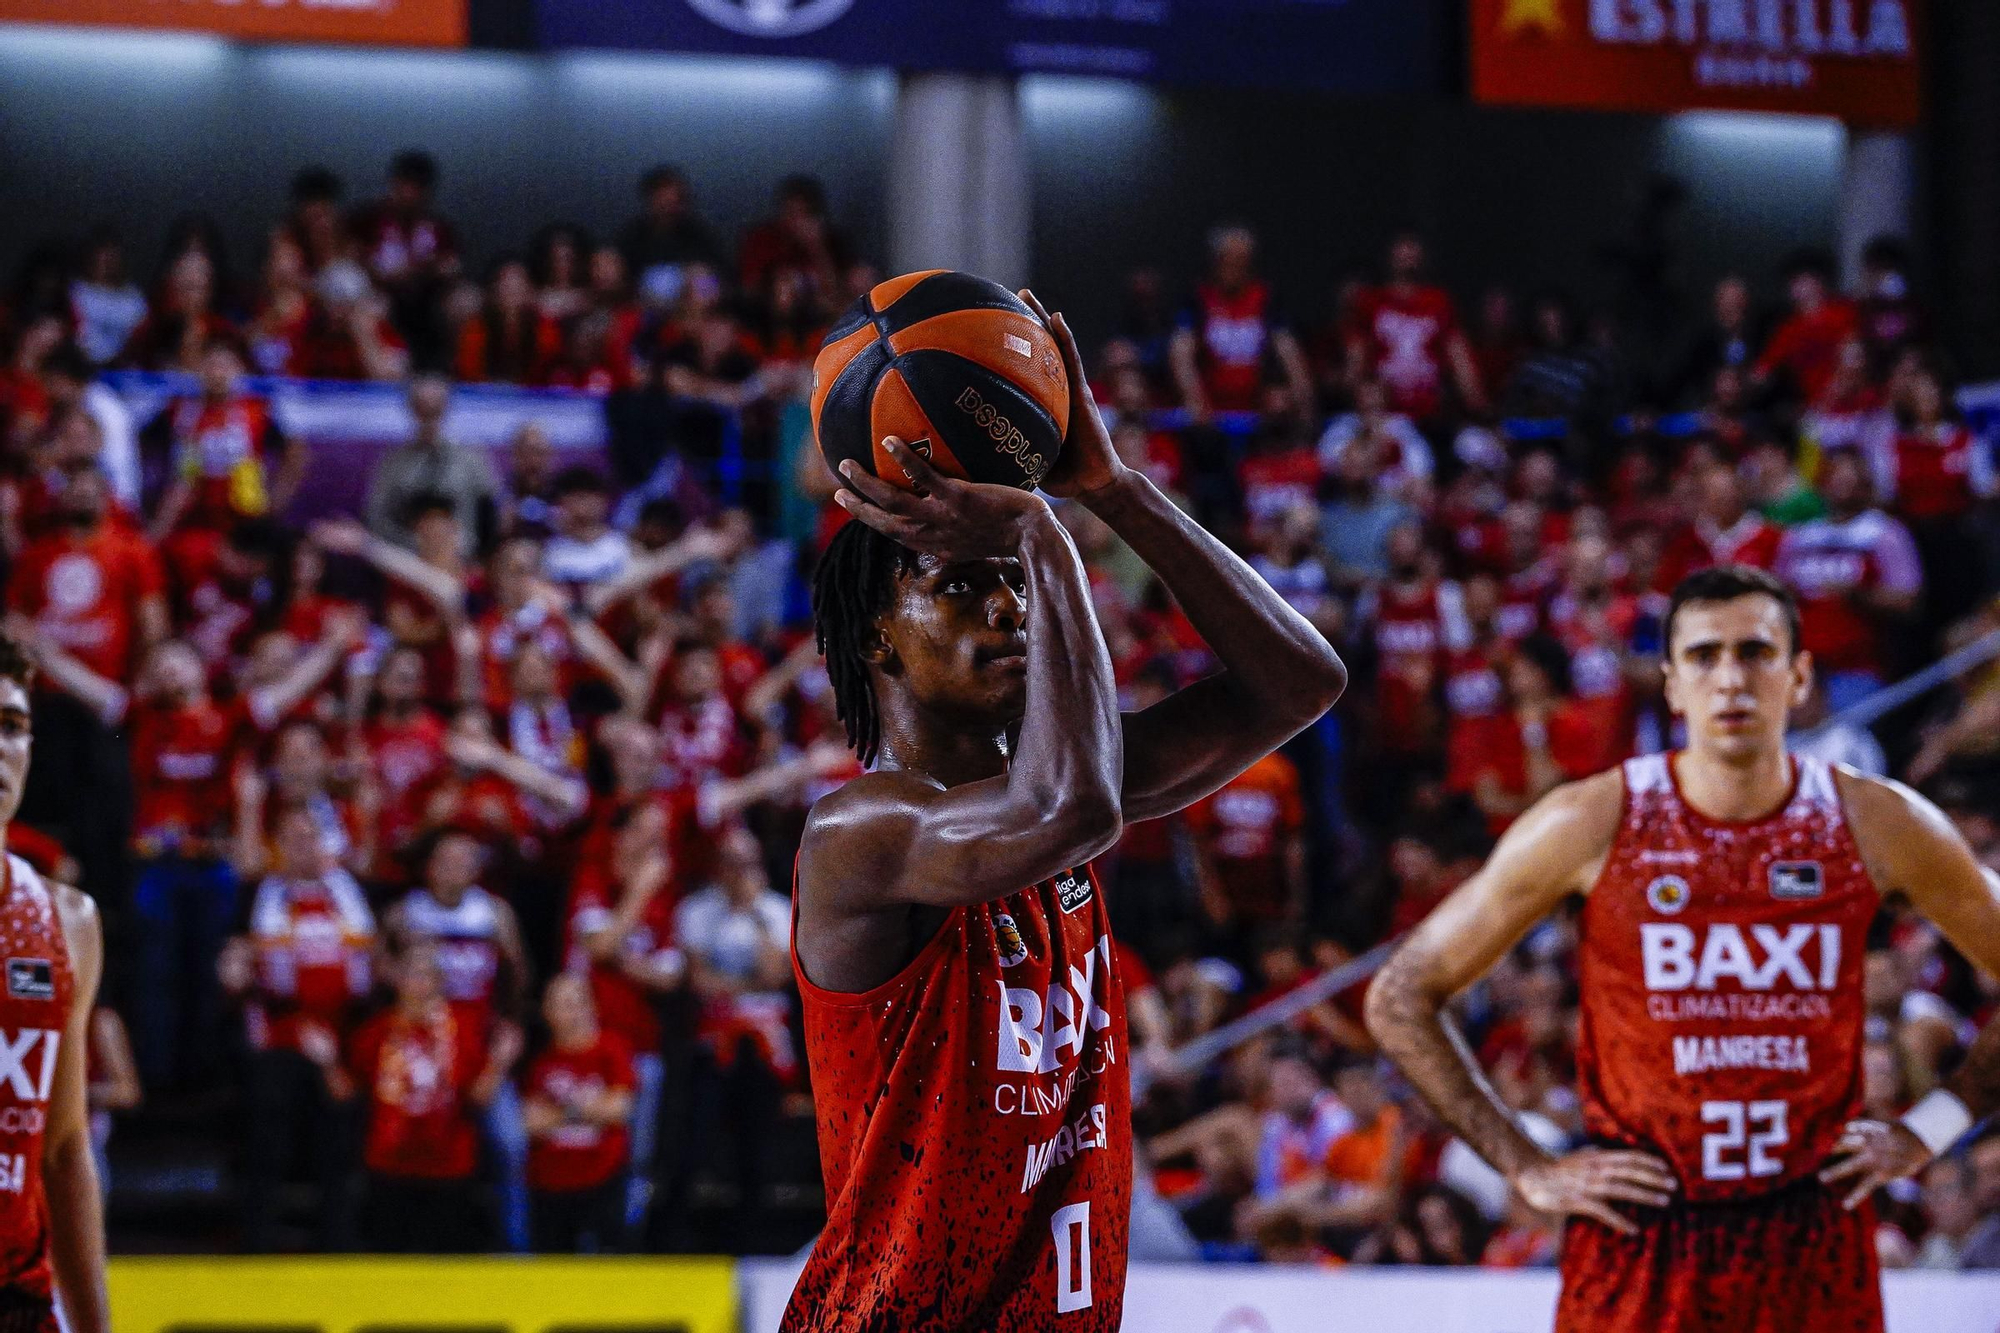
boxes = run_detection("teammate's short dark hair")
[1664,565,1802,656]
[812,520,917,766]
[0,632,35,696]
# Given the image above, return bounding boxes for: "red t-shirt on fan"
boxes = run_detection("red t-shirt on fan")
[128,697,248,853]
[1181,280,1281,413]
[1349,284,1461,420]
[8,526,164,684]
[350,1002,488,1181]
[784,863,1131,1332]
[524,1034,636,1193]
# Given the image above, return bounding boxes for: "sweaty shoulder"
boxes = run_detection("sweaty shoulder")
[51,883,102,1000]
[1513,766,1627,898]
[1832,765,1959,899]
[800,770,944,913]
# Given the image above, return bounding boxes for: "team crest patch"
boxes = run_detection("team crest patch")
[993,912,1029,968]
[1769,861,1825,900]
[1053,868,1094,914]
[1646,875,1691,915]
[5,959,53,1001]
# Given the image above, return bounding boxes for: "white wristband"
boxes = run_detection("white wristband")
[1900,1089,1975,1157]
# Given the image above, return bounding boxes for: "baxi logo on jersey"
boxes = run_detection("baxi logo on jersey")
[1768,861,1825,900]
[1646,875,1691,915]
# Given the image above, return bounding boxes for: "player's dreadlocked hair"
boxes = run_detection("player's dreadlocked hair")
[812,519,917,766]
[0,632,36,695]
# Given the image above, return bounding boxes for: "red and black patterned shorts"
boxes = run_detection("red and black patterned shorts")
[1557,1177,1883,1333]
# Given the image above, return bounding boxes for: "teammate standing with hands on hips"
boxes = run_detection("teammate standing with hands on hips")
[782,292,1345,1332]
[1367,566,2000,1333]
[0,634,109,1333]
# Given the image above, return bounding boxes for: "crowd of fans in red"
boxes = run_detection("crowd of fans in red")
[0,150,1996,1270]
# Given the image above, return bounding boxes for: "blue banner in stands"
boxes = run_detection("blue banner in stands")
[534,0,1436,93]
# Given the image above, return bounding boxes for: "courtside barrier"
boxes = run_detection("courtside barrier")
[737,1259,2000,1333]
[105,1256,736,1333]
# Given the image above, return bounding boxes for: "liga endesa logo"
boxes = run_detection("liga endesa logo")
[683,0,854,37]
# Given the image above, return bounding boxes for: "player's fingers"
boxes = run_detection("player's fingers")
[1819,1149,1870,1185]
[1593,1179,1673,1209]
[882,437,954,497]
[1018,288,1052,326]
[1049,311,1089,382]
[1601,1163,1678,1196]
[838,457,928,515]
[1842,1171,1886,1211]
[833,490,924,545]
[1600,1152,1678,1188]
[1572,1198,1638,1236]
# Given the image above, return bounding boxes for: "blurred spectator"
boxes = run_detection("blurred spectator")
[1774,448,1922,710]
[147,342,306,546]
[1345,232,1487,425]
[523,974,634,1253]
[351,150,461,364]
[1856,235,1924,364]
[1187,751,1307,934]
[121,248,235,373]
[38,341,140,509]
[738,175,849,308]
[68,226,147,367]
[455,255,561,386]
[222,801,376,1252]
[670,823,794,1248]
[617,165,725,306]
[1914,1154,1982,1269]
[1754,249,1860,407]
[1169,226,1312,421]
[286,165,350,274]
[542,467,632,590]
[531,223,592,326]
[364,373,495,554]
[344,942,492,1253]
[1961,1130,2000,1268]
[1666,274,1758,407]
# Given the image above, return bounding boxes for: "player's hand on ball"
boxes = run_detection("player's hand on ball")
[1018,289,1132,504]
[1514,1147,1677,1235]
[1819,1118,1932,1210]
[837,437,1051,560]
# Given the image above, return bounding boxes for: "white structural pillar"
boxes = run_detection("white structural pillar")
[1838,129,1914,285]
[888,72,1030,287]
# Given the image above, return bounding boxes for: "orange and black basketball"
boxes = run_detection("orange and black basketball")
[810,270,1070,492]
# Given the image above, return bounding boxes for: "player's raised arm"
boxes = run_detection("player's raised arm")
[1021,294,1346,821]
[1822,773,2000,1205]
[802,438,1122,911]
[1365,769,1679,1235]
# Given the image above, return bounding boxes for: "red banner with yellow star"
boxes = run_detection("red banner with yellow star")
[1470,0,1922,127]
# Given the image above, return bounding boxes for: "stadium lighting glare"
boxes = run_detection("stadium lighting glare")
[246,47,537,95]
[551,51,889,106]
[1020,75,1162,127]
[1665,109,1845,153]
[0,24,230,72]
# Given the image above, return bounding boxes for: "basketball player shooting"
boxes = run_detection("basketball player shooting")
[1367,567,2000,1333]
[0,636,109,1333]
[782,293,1346,1332]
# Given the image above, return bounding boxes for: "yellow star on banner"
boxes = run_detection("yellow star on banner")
[1500,0,1566,38]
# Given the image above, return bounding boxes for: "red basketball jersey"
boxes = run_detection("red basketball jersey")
[1577,754,1875,1204]
[785,863,1130,1333]
[0,855,72,1303]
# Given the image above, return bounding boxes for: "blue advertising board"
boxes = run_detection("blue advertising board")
[536,0,1436,94]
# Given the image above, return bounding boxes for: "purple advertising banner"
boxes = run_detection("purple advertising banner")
[535,0,1438,94]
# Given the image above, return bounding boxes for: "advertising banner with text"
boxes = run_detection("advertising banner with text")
[536,0,1436,94]
[0,0,465,47]
[1471,0,1922,126]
